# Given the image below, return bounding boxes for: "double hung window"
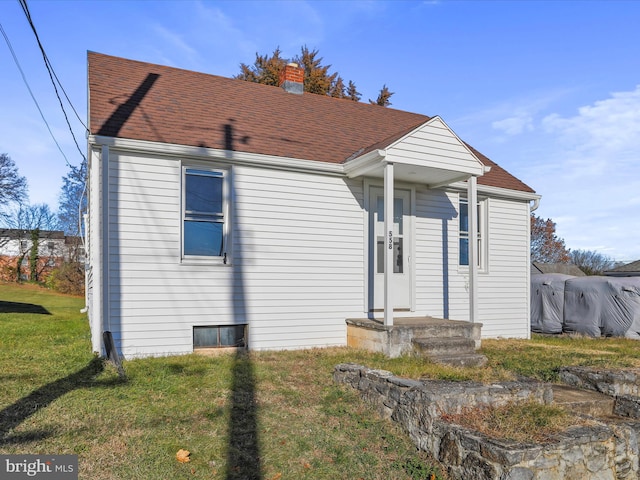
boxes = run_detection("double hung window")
[459,196,486,268]
[183,167,228,262]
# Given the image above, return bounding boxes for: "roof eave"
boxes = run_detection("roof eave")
[88,135,345,176]
[344,149,387,178]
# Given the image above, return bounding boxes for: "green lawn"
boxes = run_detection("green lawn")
[3,282,640,479]
[0,283,441,479]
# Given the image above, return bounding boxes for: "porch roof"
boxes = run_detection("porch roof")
[344,117,489,188]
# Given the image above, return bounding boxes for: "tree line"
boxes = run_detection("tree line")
[235,46,395,107]
[0,152,84,293]
[530,213,620,275]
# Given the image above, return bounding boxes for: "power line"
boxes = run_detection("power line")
[18,0,87,162]
[0,21,72,168]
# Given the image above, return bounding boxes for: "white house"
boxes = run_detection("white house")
[86,52,540,359]
[0,229,83,282]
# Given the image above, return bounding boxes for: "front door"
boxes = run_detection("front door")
[370,187,411,310]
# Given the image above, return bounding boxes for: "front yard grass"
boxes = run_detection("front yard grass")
[0,283,441,479]
[3,282,640,479]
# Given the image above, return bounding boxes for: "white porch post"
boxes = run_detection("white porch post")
[384,162,394,327]
[467,175,478,323]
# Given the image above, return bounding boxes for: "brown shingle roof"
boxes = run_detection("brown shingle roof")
[532,262,586,276]
[88,52,534,193]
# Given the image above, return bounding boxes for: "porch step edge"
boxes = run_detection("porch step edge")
[428,353,489,368]
[412,336,477,356]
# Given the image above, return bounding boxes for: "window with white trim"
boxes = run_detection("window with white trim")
[459,196,486,268]
[182,166,229,262]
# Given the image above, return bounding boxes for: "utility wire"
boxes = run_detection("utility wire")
[18,0,89,241]
[18,0,87,162]
[0,21,72,168]
[18,0,87,130]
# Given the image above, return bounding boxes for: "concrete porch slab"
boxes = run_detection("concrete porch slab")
[346,316,483,359]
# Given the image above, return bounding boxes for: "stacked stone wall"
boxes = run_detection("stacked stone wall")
[334,363,640,480]
[560,367,640,419]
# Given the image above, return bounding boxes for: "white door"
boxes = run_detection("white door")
[370,187,411,310]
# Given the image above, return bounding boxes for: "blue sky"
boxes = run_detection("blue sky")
[1,0,639,261]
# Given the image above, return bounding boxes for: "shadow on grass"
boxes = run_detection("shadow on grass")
[0,300,51,315]
[226,351,261,479]
[225,128,262,480]
[0,356,125,445]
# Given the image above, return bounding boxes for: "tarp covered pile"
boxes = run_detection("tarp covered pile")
[531,275,640,338]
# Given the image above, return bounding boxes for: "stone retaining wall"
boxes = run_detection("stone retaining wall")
[560,367,640,420]
[334,363,640,480]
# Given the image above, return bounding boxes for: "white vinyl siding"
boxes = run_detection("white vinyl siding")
[90,145,532,358]
[445,193,530,338]
[385,118,484,175]
[413,188,453,318]
[413,188,530,338]
[479,197,531,338]
[100,150,364,358]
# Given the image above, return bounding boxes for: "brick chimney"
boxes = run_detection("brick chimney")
[279,63,304,95]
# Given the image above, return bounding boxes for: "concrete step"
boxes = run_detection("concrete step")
[412,336,477,356]
[393,318,480,341]
[551,384,615,417]
[428,353,488,368]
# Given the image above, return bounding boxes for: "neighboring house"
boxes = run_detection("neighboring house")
[605,260,640,277]
[86,52,540,359]
[0,228,83,282]
[531,262,586,277]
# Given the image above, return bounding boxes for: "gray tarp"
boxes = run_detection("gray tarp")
[531,274,573,334]
[562,276,640,338]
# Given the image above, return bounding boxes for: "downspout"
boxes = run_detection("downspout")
[526,195,539,339]
[101,145,110,338]
[81,212,88,313]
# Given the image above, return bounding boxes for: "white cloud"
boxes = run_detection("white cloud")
[491,113,534,135]
[191,2,257,56]
[542,85,640,174]
[453,88,574,140]
[152,24,201,67]
[543,85,640,148]
[488,86,640,261]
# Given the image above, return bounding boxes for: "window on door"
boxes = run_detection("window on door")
[376,196,404,274]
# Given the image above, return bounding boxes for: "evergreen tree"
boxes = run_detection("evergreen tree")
[235,47,286,87]
[370,84,394,107]
[235,47,386,104]
[293,46,337,95]
[330,76,346,98]
[346,80,361,102]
